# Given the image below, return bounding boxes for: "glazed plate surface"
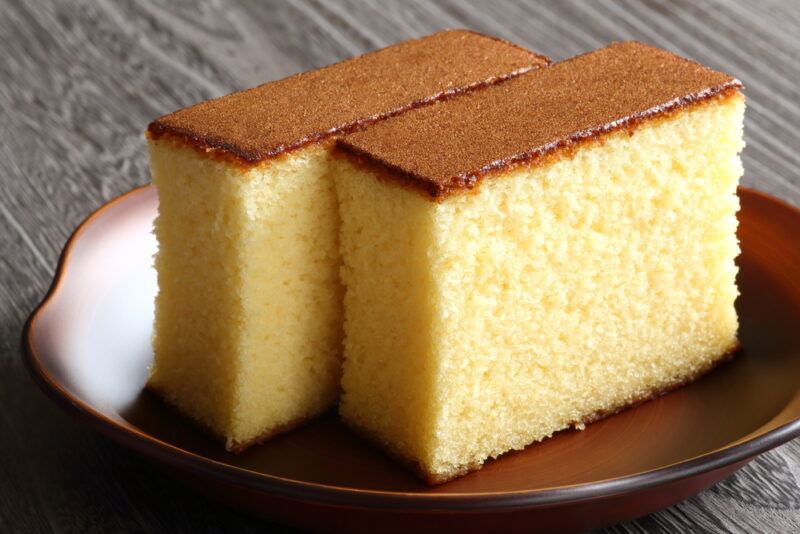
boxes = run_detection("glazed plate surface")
[24,186,800,532]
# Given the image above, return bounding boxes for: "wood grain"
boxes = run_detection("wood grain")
[1,0,798,531]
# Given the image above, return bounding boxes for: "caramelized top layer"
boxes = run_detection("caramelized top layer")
[337,41,743,200]
[147,30,548,164]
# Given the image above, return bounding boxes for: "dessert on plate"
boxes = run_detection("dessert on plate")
[334,42,744,483]
[145,28,744,485]
[145,30,548,452]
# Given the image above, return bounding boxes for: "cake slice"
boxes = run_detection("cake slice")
[146,30,549,452]
[334,42,744,483]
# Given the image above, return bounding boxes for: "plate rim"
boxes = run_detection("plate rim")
[21,184,800,511]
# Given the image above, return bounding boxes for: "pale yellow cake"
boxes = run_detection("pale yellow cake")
[146,31,548,451]
[334,42,744,483]
[149,143,340,448]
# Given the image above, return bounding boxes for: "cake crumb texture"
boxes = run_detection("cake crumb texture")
[148,141,342,449]
[336,93,744,483]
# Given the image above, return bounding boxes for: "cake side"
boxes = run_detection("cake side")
[336,41,742,200]
[148,29,549,165]
[425,93,744,480]
[231,144,343,450]
[148,139,245,437]
[335,91,745,484]
[334,157,440,470]
[148,140,343,450]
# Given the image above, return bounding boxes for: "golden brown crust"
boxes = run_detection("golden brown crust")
[147,30,548,165]
[336,41,743,201]
[342,342,741,486]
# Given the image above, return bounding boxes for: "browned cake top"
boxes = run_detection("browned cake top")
[147,30,548,163]
[337,41,743,200]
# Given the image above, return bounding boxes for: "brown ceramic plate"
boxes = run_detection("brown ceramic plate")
[23,185,800,532]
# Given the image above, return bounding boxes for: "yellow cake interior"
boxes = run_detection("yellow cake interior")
[335,93,745,483]
[148,140,342,450]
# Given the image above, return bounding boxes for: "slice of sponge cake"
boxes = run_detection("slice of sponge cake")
[146,30,549,452]
[334,42,744,483]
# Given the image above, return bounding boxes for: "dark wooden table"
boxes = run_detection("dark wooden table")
[2,1,799,532]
